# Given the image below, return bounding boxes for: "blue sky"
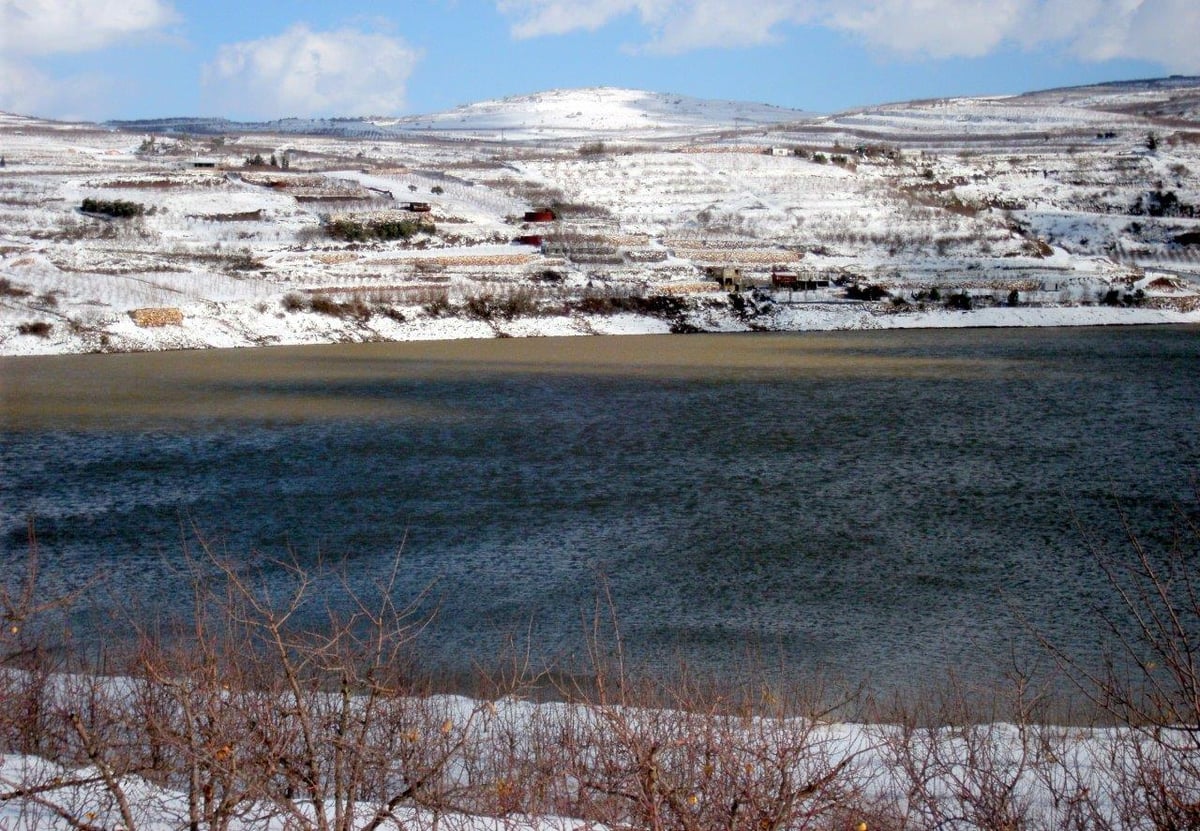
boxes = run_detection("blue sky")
[1,0,1197,121]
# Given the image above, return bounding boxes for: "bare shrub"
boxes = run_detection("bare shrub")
[129,545,447,831]
[1034,493,1200,829]
[223,249,264,272]
[420,287,452,317]
[872,674,1070,830]
[465,286,542,321]
[17,321,52,337]
[0,277,31,297]
[565,284,693,318]
[1,524,102,766]
[1,547,872,831]
[532,585,873,830]
[3,494,1199,831]
[500,286,542,319]
[40,215,120,241]
[464,292,496,321]
[308,294,343,316]
[542,690,870,829]
[295,224,325,245]
[498,181,566,208]
[549,200,612,219]
[0,534,507,831]
[308,294,371,321]
[281,292,307,312]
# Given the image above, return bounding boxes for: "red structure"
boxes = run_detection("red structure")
[771,269,829,291]
[524,208,556,223]
[514,235,544,247]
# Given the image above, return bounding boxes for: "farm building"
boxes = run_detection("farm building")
[707,266,747,292]
[524,208,556,223]
[772,269,831,292]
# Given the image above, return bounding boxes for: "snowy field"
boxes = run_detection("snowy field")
[2,78,1200,356]
[2,647,1197,831]
[3,697,1191,831]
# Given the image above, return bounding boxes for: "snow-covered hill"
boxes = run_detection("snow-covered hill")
[3,77,1199,355]
[379,87,810,141]
[104,77,1200,147]
[107,87,811,144]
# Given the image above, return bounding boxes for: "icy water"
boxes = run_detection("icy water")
[3,327,1199,693]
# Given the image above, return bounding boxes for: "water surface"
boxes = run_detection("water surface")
[3,328,1198,693]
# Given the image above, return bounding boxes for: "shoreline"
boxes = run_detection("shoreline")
[5,296,1200,358]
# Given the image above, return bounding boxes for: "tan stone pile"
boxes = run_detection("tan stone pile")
[130,307,184,327]
[419,254,534,267]
[682,250,798,265]
[658,282,720,294]
[313,253,359,264]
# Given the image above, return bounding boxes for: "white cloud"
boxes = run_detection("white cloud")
[0,0,176,117]
[0,56,117,119]
[497,0,650,37]
[496,0,1200,70]
[641,0,807,52]
[826,0,1032,59]
[1073,0,1200,71]
[201,24,422,119]
[0,58,53,113]
[0,0,178,56]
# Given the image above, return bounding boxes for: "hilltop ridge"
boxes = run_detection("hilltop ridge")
[97,76,1200,143]
[104,87,810,143]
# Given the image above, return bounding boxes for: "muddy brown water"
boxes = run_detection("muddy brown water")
[3,328,1199,695]
[2,333,989,427]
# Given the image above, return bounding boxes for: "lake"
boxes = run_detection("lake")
[3,327,1198,696]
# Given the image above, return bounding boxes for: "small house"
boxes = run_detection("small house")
[524,208,556,223]
[707,266,746,292]
[403,202,432,213]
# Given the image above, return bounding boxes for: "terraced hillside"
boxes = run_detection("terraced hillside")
[2,80,1199,353]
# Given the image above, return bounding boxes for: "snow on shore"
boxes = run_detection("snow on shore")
[1,689,1185,831]
[6,293,1198,358]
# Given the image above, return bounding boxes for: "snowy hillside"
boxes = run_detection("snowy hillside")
[380,87,810,141]
[2,77,1199,355]
[108,88,810,144]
